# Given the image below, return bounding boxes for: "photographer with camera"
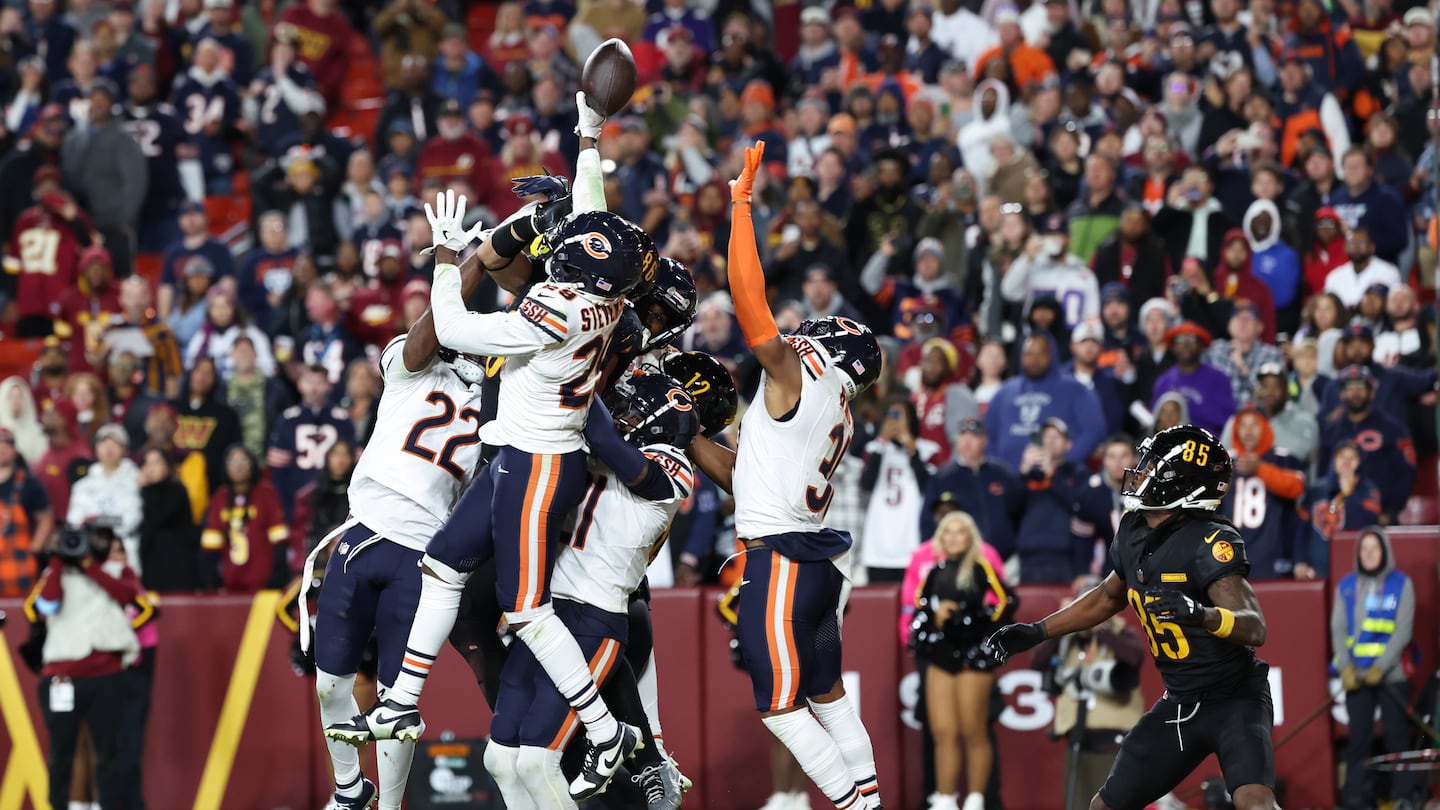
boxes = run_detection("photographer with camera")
[27,522,142,810]
[1030,576,1146,810]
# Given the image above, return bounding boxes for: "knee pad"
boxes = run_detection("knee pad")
[315,669,356,708]
[507,600,556,632]
[421,555,469,591]
[516,745,574,808]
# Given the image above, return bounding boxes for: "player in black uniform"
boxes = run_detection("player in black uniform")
[988,425,1277,810]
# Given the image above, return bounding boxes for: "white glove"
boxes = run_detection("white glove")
[422,189,487,255]
[575,90,606,140]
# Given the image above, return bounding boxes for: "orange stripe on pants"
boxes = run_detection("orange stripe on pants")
[546,638,621,751]
[779,557,801,709]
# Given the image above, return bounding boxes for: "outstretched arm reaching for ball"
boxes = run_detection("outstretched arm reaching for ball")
[729,140,803,418]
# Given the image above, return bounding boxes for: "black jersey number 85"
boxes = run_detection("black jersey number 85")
[1127,587,1192,661]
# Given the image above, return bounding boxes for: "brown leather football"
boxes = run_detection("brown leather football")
[581,39,637,117]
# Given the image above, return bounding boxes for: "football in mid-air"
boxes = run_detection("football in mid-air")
[581,39,637,117]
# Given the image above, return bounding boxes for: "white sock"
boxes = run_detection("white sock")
[638,649,666,754]
[512,609,618,744]
[316,669,363,797]
[376,737,415,810]
[961,791,985,810]
[388,556,468,704]
[761,711,862,809]
[483,742,538,810]
[516,745,578,810]
[809,694,880,806]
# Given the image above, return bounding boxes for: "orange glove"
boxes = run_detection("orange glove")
[729,140,766,203]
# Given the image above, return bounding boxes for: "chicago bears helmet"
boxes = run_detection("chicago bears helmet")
[631,257,697,351]
[793,316,883,398]
[606,372,701,450]
[661,350,737,437]
[544,211,658,298]
[1121,425,1233,512]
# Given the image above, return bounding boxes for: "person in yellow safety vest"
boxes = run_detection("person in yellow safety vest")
[1330,526,1422,810]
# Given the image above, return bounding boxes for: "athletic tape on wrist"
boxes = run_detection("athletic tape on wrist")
[1214,607,1235,639]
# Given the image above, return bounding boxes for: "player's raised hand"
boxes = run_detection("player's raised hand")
[729,139,767,203]
[575,90,606,140]
[423,189,487,256]
[1144,589,1205,626]
[986,621,1047,664]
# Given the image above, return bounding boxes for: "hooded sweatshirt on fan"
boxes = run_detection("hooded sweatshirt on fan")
[1329,526,1414,684]
[1222,407,1307,580]
[1243,199,1301,310]
[1211,228,1278,342]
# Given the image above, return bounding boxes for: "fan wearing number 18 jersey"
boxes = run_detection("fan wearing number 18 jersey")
[1222,407,1307,581]
[686,141,886,810]
[987,426,1278,810]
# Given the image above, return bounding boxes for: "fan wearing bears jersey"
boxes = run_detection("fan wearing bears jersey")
[990,426,1277,810]
[1223,407,1308,581]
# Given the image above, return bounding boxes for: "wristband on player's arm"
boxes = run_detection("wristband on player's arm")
[1213,607,1235,639]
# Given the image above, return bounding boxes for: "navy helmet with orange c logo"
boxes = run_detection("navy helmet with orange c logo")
[606,372,700,450]
[544,211,658,299]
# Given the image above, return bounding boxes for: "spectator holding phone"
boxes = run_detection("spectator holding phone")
[861,398,940,583]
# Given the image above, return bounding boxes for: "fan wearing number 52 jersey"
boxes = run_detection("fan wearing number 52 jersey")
[686,141,887,810]
[988,426,1279,810]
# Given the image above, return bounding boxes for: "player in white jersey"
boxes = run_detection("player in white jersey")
[302,259,491,810]
[685,141,887,810]
[328,178,660,795]
[484,373,699,809]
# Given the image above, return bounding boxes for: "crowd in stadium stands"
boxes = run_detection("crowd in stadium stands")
[0,0,1438,800]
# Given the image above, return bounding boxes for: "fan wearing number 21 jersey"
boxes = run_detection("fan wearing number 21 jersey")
[1221,408,1307,581]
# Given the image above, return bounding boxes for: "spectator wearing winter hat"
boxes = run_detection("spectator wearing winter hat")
[416,98,495,208]
[1303,207,1349,299]
[1207,230,1278,342]
[1150,321,1236,435]
[1318,365,1416,522]
[159,203,235,319]
[0,377,48,468]
[921,418,1024,558]
[1097,283,1143,360]
[910,338,981,466]
[56,246,124,374]
[1325,226,1403,307]
[846,149,924,267]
